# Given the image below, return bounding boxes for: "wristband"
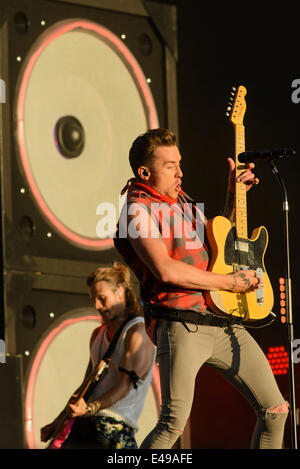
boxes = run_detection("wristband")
[85,401,101,417]
[86,401,101,417]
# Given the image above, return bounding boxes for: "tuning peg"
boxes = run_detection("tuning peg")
[226,106,232,111]
[232,86,237,91]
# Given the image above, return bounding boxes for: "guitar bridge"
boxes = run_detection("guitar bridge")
[233,265,264,306]
[233,264,249,272]
[255,267,264,305]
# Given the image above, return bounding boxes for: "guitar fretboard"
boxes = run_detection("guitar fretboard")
[235,124,248,240]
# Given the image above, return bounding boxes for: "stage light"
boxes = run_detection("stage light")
[279,278,287,324]
[267,345,289,375]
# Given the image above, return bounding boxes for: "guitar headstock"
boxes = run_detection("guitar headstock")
[226,85,247,126]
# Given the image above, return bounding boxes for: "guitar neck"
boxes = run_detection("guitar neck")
[234,124,248,240]
[81,359,109,401]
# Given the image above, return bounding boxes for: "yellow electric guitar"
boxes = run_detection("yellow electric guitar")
[204,85,274,322]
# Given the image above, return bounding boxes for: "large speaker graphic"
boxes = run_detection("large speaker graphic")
[0,0,179,448]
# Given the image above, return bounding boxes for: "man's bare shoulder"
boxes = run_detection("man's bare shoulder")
[125,320,154,350]
[89,323,106,348]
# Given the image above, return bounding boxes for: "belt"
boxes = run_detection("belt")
[148,307,243,328]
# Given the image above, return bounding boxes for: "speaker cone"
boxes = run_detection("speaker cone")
[54,115,85,159]
[14,19,159,250]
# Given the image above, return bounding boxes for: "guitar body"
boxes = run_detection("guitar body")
[48,417,75,449]
[204,215,274,321]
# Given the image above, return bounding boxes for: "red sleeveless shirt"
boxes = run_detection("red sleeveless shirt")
[114,180,210,337]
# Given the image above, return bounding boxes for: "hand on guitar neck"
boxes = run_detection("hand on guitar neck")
[224,157,263,294]
[227,157,259,194]
[223,158,259,223]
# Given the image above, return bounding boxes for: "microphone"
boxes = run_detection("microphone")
[238,148,295,163]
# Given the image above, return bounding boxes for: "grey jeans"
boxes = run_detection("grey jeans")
[140,320,288,449]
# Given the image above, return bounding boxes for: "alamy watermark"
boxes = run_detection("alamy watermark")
[0,79,5,104]
[96,196,205,250]
[291,79,300,103]
[0,339,5,363]
[293,339,300,364]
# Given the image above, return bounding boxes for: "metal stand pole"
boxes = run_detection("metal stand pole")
[270,159,298,449]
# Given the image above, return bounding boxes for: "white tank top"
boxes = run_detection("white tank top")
[89,316,156,431]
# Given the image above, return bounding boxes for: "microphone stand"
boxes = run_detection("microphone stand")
[269,159,298,449]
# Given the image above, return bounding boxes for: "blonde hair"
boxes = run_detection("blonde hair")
[86,262,142,317]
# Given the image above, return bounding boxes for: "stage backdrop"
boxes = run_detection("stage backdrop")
[0,0,178,449]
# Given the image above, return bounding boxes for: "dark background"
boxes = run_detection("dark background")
[147,0,300,448]
[154,0,300,320]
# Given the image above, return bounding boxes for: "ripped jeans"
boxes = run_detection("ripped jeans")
[140,320,288,449]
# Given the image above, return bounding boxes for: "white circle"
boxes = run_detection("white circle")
[15,20,159,248]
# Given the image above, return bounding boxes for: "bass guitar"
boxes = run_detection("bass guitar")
[204,85,274,322]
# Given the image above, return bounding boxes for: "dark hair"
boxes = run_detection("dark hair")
[86,262,142,317]
[129,128,176,177]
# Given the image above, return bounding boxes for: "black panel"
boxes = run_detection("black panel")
[224,226,267,270]
[0,355,24,449]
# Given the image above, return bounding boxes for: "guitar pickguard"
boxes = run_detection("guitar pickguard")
[224,226,267,270]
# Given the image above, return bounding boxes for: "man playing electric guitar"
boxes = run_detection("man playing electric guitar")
[114,127,289,449]
[40,262,156,449]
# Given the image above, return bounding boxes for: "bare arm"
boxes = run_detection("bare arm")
[68,323,155,417]
[126,207,260,293]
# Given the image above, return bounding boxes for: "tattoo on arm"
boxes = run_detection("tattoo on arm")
[232,272,251,290]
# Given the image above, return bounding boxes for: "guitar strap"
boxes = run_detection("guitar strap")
[83,314,135,402]
[103,314,135,359]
